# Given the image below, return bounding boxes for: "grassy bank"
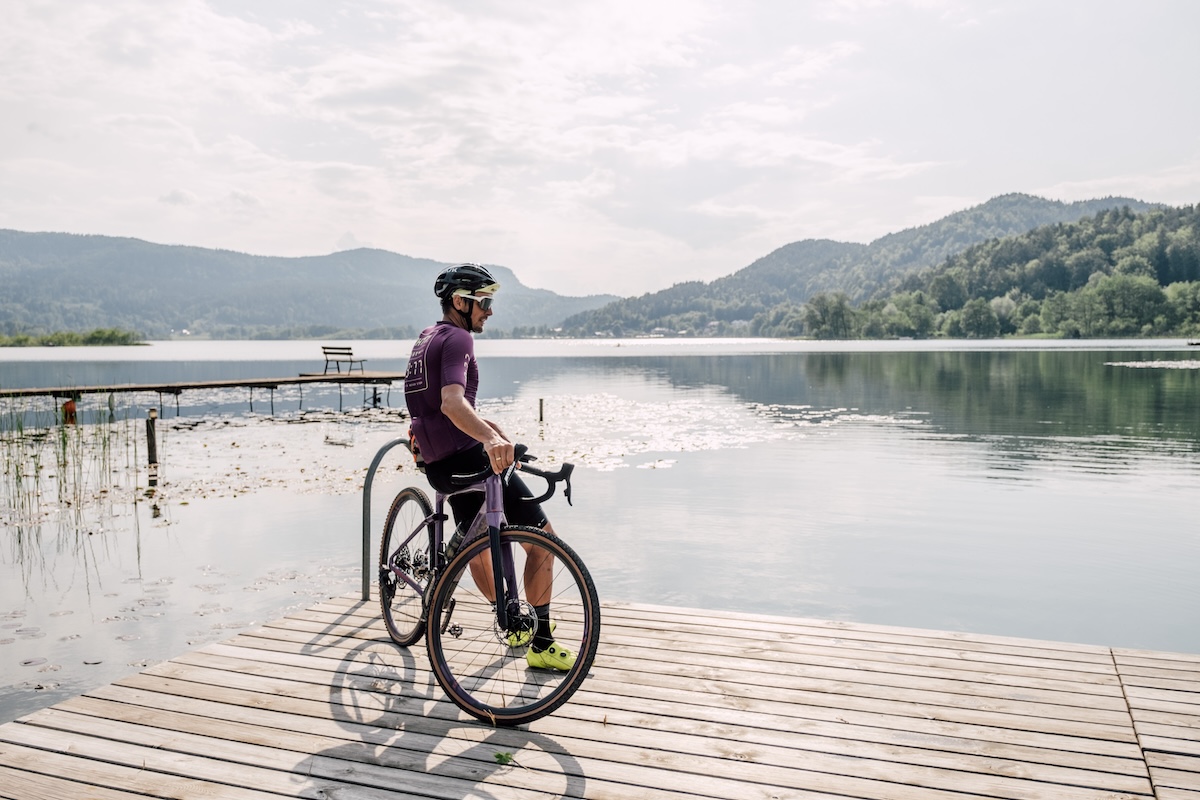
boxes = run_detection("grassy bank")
[0,328,143,347]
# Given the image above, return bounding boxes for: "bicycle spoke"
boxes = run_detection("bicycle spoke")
[426,526,600,726]
[379,487,434,647]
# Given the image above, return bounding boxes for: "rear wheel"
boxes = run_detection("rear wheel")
[379,487,434,647]
[425,525,601,726]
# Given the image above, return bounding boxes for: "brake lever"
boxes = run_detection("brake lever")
[561,464,574,506]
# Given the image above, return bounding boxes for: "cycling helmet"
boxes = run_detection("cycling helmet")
[434,263,498,299]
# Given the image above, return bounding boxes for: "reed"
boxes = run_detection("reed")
[1,394,146,570]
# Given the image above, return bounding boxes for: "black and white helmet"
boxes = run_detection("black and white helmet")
[434,263,498,299]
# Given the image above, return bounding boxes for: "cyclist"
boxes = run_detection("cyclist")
[403,263,575,671]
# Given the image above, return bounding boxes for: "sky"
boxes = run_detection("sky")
[2,1,1198,298]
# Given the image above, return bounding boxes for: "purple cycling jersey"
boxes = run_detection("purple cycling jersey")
[404,321,479,464]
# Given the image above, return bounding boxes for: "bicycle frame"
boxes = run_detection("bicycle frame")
[382,469,524,636]
[435,471,524,634]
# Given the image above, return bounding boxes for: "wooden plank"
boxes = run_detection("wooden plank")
[1141,736,1200,758]
[562,600,1114,658]
[1125,686,1200,715]
[0,740,285,800]
[1159,790,1200,800]
[1131,708,1200,731]
[1116,649,1200,667]
[0,764,151,800]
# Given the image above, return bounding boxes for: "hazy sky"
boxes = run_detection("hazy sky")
[3,1,1198,297]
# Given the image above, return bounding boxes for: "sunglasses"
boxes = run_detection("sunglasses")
[460,294,495,311]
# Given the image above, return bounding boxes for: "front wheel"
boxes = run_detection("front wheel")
[379,487,434,647]
[426,525,601,726]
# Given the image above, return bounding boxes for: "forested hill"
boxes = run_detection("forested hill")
[0,232,616,339]
[561,194,1162,337]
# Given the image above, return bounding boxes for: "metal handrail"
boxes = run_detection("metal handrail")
[361,436,412,600]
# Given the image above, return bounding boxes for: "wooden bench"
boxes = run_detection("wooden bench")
[322,345,367,374]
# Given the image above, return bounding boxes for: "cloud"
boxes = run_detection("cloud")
[160,189,198,206]
[0,0,1197,297]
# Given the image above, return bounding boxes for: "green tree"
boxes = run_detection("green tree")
[959,298,1000,338]
[1091,273,1166,335]
[1070,288,1105,337]
[929,271,967,311]
[1164,281,1200,334]
[801,293,855,339]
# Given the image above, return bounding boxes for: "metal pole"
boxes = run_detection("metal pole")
[361,436,411,600]
[146,408,159,487]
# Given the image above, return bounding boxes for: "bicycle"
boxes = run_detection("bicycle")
[378,442,601,726]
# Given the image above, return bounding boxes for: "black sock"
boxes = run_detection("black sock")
[531,604,553,651]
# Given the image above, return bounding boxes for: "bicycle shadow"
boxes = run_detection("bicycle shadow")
[291,601,590,798]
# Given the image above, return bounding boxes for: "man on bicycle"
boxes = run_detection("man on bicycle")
[404,263,575,671]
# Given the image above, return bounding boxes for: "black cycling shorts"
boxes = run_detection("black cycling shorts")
[423,443,549,531]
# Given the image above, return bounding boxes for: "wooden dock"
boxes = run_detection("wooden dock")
[0,371,407,413]
[1,595,1197,799]
[0,372,406,400]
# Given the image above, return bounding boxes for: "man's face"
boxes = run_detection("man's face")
[454,292,495,333]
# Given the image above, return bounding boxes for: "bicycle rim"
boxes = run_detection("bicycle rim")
[426,525,601,726]
[379,487,434,647]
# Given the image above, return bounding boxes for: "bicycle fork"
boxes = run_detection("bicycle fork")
[486,472,522,634]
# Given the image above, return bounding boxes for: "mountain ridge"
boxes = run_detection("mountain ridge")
[0,231,617,339]
[561,193,1165,336]
[0,193,1168,339]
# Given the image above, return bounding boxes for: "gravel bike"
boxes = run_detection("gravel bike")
[378,442,600,726]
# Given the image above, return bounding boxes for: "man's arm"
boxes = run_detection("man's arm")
[440,384,515,473]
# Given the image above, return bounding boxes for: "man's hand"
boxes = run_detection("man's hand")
[484,437,515,474]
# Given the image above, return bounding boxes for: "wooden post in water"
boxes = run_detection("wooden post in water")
[146,408,158,487]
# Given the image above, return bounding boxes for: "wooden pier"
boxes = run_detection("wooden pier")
[0,371,407,413]
[1,595,1197,799]
[0,372,406,400]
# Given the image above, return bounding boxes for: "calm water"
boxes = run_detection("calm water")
[1,338,1198,724]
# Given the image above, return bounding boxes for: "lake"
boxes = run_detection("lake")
[1,337,1198,724]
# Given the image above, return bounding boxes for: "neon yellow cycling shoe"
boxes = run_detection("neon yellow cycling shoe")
[526,641,575,671]
[507,620,554,649]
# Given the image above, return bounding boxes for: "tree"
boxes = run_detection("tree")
[1164,282,1200,334]
[801,293,855,339]
[1091,273,1166,335]
[930,272,967,311]
[1070,288,1104,337]
[1114,254,1154,277]
[959,298,1000,338]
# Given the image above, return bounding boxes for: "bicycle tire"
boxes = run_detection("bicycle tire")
[379,486,435,647]
[425,525,601,726]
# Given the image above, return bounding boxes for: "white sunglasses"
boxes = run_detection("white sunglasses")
[459,294,495,310]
